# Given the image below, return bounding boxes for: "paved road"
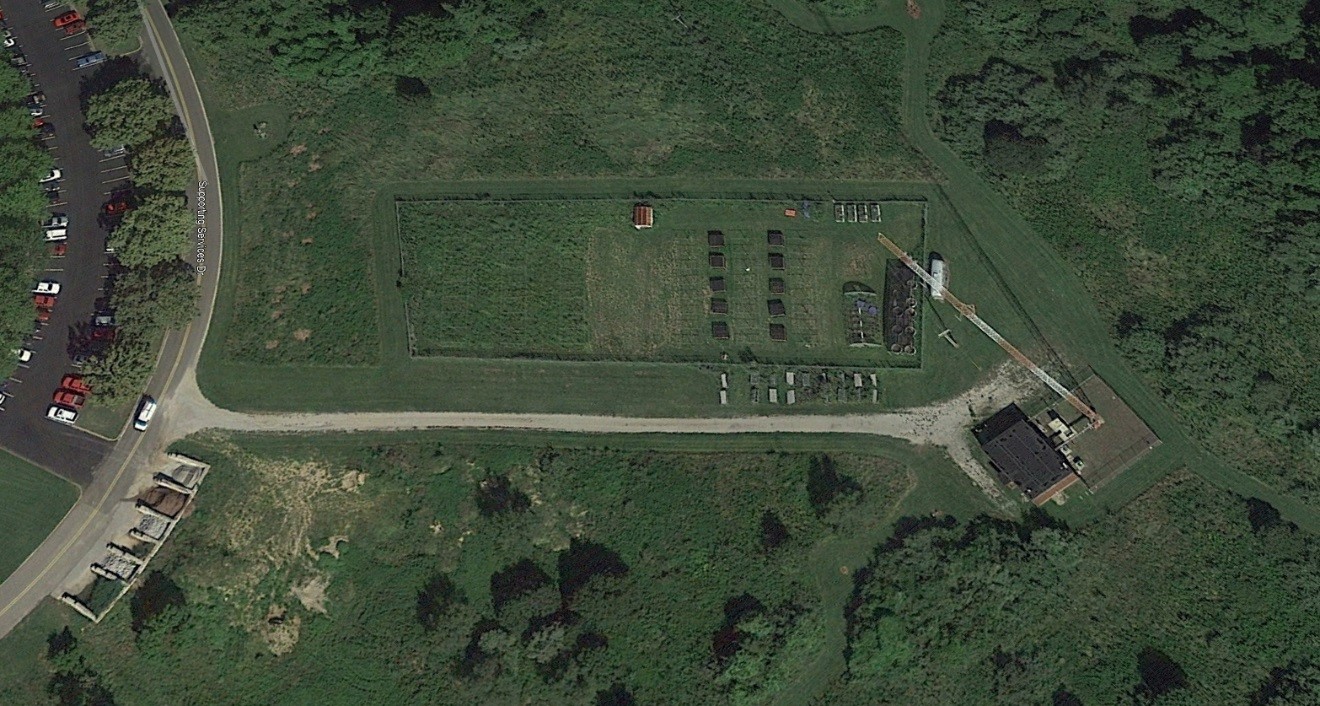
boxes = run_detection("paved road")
[0,0,222,639]
[0,0,119,483]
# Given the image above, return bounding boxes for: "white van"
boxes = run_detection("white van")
[133,395,157,431]
[44,228,67,241]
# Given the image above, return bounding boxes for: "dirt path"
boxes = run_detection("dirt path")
[165,363,1030,512]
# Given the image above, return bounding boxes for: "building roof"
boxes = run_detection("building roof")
[708,230,725,247]
[632,204,653,229]
[973,404,1076,499]
[710,298,728,314]
[767,299,786,317]
[767,230,785,246]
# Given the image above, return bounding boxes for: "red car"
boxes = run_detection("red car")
[33,294,56,308]
[35,308,51,323]
[52,389,85,408]
[52,11,81,28]
[63,20,85,35]
[51,243,67,257]
[89,327,116,342]
[61,375,92,394]
[104,201,130,216]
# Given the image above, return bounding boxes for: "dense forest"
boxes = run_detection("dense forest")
[827,472,1320,705]
[927,0,1320,500]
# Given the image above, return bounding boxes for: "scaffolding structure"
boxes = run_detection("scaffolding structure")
[877,234,1103,429]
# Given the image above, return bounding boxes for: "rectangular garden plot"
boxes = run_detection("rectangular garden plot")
[397,198,925,365]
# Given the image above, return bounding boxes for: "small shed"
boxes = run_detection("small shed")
[707,230,725,247]
[769,323,787,341]
[712,321,730,339]
[632,204,653,229]
[767,230,785,246]
[710,298,729,314]
[767,299,786,317]
[709,252,726,269]
[709,277,726,292]
[769,278,785,293]
[768,253,785,270]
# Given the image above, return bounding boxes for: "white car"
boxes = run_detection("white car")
[46,405,77,425]
[16,348,33,363]
[44,228,66,242]
[132,396,157,431]
[44,215,67,229]
[2,32,15,49]
[39,168,61,184]
[33,281,60,295]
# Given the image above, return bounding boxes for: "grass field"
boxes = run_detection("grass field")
[0,453,77,583]
[0,430,995,705]
[398,198,924,364]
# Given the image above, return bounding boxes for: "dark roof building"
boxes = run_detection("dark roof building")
[632,204,653,229]
[973,404,1076,500]
[709,277,726,292]
[769,278,785,293]
[768,253,785,270]
[708,230,725,247]
[709,252,726,269]
[712,321,730,339]
[767,299,786,317]
[769,323,787,341]
[710,298,728,314]
[767,230,785,246]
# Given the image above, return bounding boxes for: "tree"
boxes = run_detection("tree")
[86,0,142,55]
[109,195,191,268]
[84,78,174,150]
[131,136,195,193]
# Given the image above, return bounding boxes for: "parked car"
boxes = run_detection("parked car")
[52,389,84,408]
[11,54,29,68]
[17,348,33,363]
[63,19,85,35]
[42,0,64,11]
[46,404,77,425]
[33,294,56,308]
[132,396,156,431]
[92,313,115,327]
[73,51,105,69]
[33,280,60,295]
[101,145,127,158]
[28,91,44,106]
[104,201,130,216]
[50,243,66,257]
[88,327,114,342]
[2,30,16,49]
[43,214,67,228]
[35,307,51,323]
[61,374,91,394]
[44,227,66,241]
[44,188,60,204]
[0,392,8,407]
[38,167,60,184]
[37,121,55,137]
[52,10,79,27]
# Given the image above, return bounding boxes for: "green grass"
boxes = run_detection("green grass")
[398,197,925,364]
[0,430,992,705]
[0,452,78,582]
[75,397,133,440]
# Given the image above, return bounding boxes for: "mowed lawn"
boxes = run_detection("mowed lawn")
[398,198,924,364]
[0,453,77,581]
